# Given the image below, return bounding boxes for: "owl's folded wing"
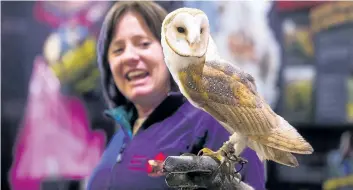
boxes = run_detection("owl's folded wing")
[199,59,313,155]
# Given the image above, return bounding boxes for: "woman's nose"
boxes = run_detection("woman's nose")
[121,45,139,64]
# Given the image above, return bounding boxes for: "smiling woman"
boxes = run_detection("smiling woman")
[87,1,266,190]
[107,10,171,119]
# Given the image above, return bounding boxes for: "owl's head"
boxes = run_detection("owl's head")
[162,8,210,58]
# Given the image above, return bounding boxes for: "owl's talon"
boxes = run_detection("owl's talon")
[197,147,248,184]
[197,148,223,162]
[197,148,214,156]
[231,155,248,165]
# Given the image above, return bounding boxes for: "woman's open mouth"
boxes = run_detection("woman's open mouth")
[125,70,149,81]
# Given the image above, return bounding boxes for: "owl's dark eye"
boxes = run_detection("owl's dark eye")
[177,27,185,33]
[200,28,203,34]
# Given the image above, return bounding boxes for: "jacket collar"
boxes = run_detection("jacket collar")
[104,92,186,139]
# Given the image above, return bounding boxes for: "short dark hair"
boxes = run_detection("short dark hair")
[97,1,179,109]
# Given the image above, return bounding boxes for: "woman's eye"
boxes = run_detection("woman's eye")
[200,28,203,34]
[113,48,123,54]
[140,42,151,48]
[177,27,185,33]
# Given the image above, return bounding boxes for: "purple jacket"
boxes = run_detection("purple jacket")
[87,93,265,190]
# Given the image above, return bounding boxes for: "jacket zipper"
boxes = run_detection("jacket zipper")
[107,121,133,189]
[107,138,130,189]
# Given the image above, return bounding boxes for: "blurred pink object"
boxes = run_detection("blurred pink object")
[9,56,106,190]
[33,1,110,29]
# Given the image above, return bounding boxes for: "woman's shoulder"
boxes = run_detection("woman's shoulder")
[174,101,230,142]
[165,93,215,122]
[177,101,217,121]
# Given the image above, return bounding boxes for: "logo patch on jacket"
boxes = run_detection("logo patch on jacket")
[128,152,166,173]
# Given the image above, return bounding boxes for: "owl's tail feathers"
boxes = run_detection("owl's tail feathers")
[246,114,315,167]
[248,141,299,167]
[249,115,314,155]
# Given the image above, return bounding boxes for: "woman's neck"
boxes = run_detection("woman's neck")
[134,93,168,119]
[135,104,156,119]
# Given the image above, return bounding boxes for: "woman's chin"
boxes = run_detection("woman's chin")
[130,86,155,99]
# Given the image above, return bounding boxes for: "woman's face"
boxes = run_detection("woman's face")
[108,11,170,105]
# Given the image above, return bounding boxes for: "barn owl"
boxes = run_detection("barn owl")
[161,7,314,176]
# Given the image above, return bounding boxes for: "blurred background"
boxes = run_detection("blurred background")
[1,1,353,190]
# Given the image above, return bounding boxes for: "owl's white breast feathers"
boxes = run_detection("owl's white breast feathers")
[204,36,220,62]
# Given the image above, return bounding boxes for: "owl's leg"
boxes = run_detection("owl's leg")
[222,133,248,165]
[218,140,248,183]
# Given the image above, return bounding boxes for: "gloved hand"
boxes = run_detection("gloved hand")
[149,153,254,190]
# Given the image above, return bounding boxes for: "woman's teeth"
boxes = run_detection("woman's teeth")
[126,71,149,81]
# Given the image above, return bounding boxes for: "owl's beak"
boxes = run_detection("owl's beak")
[187,32,200,48]
[188,41,196,48]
